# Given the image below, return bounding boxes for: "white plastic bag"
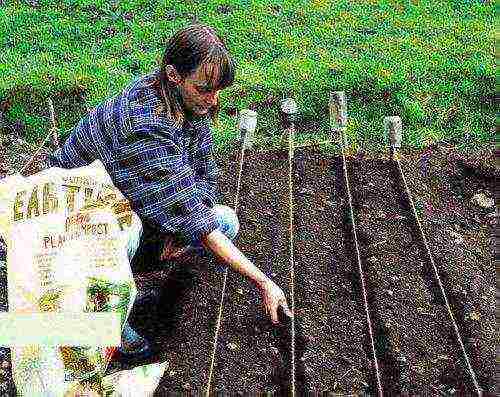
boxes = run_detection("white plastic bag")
[101,361,168,397]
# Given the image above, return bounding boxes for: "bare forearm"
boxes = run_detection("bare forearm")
[201,229,268,289]
[201,230,294,325]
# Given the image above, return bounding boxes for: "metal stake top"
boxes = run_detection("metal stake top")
[280,98,298,115]
[280,98,298,132]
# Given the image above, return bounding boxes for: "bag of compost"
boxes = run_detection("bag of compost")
[0,160,165,396]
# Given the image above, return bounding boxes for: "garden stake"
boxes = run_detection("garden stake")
[19,132,53,175]
[330,91,384,397]
[385,117,483,396]
[47,98,60,149]
[238,109,257,150]
[329,92,347,141]
[384,116,402,161]
[280,97,298,397]
[205,109,256,397]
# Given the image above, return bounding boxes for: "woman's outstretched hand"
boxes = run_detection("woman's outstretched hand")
[200,229,294,325]
[259,279,294,325]
[159,235,188,261]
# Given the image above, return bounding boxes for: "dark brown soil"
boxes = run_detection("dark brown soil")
[208,149,294,395]
[0,139,496,395]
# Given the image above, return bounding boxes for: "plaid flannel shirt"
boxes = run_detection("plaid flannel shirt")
[47,69,220,244]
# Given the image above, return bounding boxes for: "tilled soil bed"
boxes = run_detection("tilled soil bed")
[0,139,496,395]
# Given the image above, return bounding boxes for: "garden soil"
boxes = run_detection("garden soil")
[0,139,496,395]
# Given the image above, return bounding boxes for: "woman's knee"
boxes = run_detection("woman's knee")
[214,204,239,240]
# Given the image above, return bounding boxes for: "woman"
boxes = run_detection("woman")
[48,24,293,360]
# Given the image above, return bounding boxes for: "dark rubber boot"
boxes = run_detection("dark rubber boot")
[116,321,154,361]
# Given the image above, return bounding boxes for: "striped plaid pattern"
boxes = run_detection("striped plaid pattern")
[48,69,220,244]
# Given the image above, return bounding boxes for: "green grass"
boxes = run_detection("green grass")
[0,0,495,154]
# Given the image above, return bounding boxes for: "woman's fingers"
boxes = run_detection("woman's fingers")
[160,237,174,260]
[271,300,281,324]
[260,279,294,325]
[160,236,190,261]
[270,300,293,325]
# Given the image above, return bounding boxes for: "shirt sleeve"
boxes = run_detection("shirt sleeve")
[47,113,95,169]
[193,149,220,208]
[191,120,220,208]
[195,176,219,208]
[107,125,220,245]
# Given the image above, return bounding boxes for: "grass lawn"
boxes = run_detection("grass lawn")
[0,0,495,153]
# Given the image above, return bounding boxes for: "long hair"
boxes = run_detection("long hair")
[152,24,236,128]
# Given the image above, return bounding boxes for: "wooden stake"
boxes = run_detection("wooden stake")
[329,92,347,138]
[384,115,402,160]
[47,98,60,149]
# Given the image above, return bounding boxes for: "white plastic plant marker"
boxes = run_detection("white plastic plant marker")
[280,98,298,117]
[238,109,257,149]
